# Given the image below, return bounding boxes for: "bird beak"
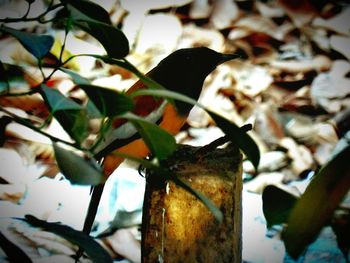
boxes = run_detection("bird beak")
[219,53,240,64]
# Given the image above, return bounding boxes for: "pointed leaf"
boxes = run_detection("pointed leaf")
[206,111,260,170]
[64,0,111,24]
[0,231,32,263]
[0,26,54,60]
[122,112,177,161]
[23,215,113,263]
[53,143,105,185]
[54,109,89,143]
[79,84,133,117]
[40,84,82,112]
[86,100,102,118]
[68,6,129,59]
[93,103,166,157]
[60,68,90,85]
[40,85,88,142]
[262,185,298,228]
[284,145,350,259]
[75,20,129,59]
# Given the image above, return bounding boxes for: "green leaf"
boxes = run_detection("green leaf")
[60,68,90,85]
[53,143,105,185]
[0,231,33,263]
[68,5,129,59]
[262,185,298,228]
[283,145,350,259]
[0,116,12,146]
[54,109,89,143]
[40,84,82,112]
[76,20,129,59]
[122,112,177,161]
[23,215,113,263]
[206,111,260,170]
[79,84,134,117]
[0,26,54,60]
[64,0,111,24]
[86,100,102,118]
[40,85,88,142]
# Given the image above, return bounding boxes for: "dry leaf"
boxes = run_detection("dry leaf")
[270,55,331,73]
[310,60,350,113]
[243,151,288,174]
[252,103,285,146]
[279,137,314,175]
[230,62,273,97]
[244,172,285,194]
[210,0,239,29]
[312,7,350,35]
[0,184,26,203]
[134,14,183,55]
[277,0,318,27]
[179,24,225,51]
[330,35,350,61]
[256,1,285,18]
[234,15,283,41]
[189,0,212,19]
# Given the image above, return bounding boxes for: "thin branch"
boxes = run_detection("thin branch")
[0,3,63,23]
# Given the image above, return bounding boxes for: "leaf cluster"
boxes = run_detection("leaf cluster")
[0,0,260,262]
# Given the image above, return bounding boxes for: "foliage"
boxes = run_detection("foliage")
[263,144,350,259]
[0,0,260,261]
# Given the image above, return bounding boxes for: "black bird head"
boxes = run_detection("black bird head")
[152,47,239,115]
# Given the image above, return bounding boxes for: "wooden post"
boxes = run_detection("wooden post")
[142,142,243,263]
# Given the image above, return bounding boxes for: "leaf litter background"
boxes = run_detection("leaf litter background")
[0,0,350,262]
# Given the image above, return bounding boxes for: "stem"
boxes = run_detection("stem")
[21,2,31,19]
[2,88,40,97]
[88,118,112,152]
[0,2,63,23]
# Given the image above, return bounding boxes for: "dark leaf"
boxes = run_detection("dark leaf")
[86,100,102,118]
[40,84,82,112]
[283,145,350,259]
[64,0,111,24]
[68,6,129,59]
[0,231,32,263]
[53,143,105,185]
[54,109,89,143]
[0,116,12,146]
[23,215,113,263]
[75,20,129,59]
[40,84,88,142]
[79,84,134,117]
[0,63,9,94]
[331,210,350,261]
[205,111,260,170]
[123,112,177,161]
[262,185,298,228]
[0,26,54,60]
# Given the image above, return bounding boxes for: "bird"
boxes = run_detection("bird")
[94,46,239,176]
[80,47,239,240]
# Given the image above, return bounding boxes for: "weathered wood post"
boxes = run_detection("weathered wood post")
[142,142,243,263]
